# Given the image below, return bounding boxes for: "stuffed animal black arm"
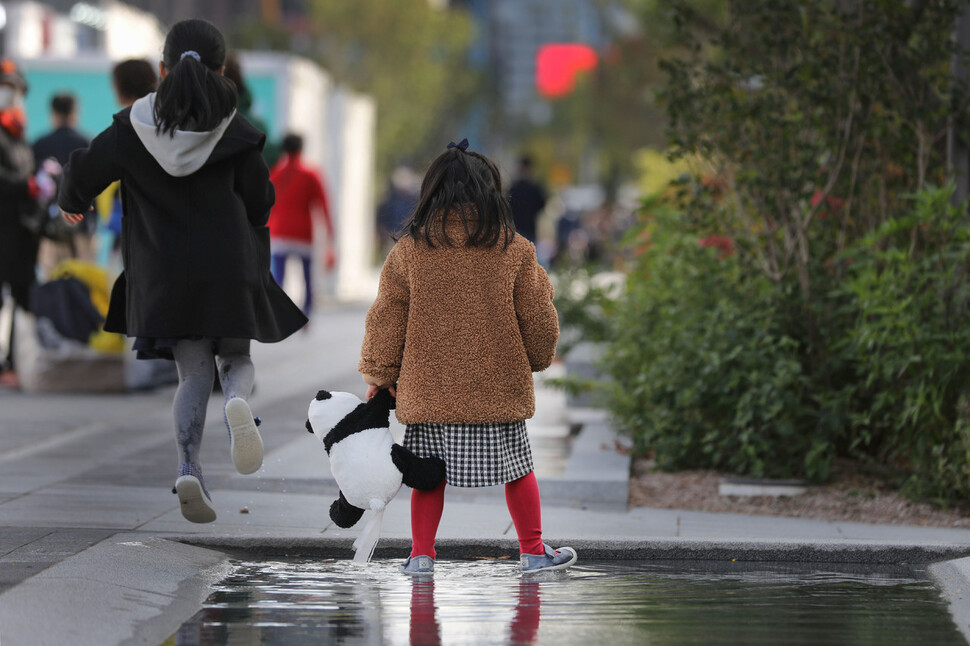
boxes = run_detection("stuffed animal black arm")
[391,444,446,491]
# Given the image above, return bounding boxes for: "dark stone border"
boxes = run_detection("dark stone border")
[172,535,970,565]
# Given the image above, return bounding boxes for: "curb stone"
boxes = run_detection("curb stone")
[0,535,231,646]
[930,556,970,645]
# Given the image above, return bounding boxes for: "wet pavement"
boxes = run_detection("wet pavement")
[3,305,970,645]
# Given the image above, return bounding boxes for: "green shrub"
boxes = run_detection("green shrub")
[603,200,829,480]
[845,184,970,501]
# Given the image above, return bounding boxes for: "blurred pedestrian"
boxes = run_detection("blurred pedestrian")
[59,19,307,523]
[359,139,577,575]
[32,93,89,167]
[0,59,39,388]
[32,93,95,263]
[111,59,157,107]
[268,133,335,318]
[376,164,419,252]
[508,155,546,244]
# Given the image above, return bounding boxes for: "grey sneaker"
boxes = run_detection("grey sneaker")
[401,555,435,575]
[174,463,216,524]
[520,544,578,573]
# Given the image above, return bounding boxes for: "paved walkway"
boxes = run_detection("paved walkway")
[3,306,970,644]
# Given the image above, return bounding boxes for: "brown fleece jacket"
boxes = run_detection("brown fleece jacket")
[359,224,558,424]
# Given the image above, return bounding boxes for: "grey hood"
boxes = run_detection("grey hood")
[130,92,235,177]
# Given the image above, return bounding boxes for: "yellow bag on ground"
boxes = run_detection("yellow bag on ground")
[48,259,125,353]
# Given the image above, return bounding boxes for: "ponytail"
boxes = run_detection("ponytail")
[154,19,237,136]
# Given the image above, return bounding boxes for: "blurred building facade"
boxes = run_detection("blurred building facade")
[1,1,164,59]
[21,0,280,28]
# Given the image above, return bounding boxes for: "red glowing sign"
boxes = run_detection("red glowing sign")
[536,43,599,98]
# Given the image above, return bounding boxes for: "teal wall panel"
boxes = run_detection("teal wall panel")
[24,68,117,143]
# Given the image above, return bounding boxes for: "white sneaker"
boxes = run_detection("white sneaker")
[226,397,263,474]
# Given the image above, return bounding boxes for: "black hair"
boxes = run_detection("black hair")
[405,146,515,249]
[112,59,157,103]
[281,133,303,155]
[154,19,237,136]
[51,93,75,118]
[518,154,534,170]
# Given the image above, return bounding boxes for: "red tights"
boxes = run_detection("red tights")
[410,471,545,559]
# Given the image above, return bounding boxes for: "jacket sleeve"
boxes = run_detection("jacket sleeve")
[0,167,29,199]
[514,244,559,372]
[0,140,32,200]
[310,170,334,236]
[58,124,120,214]
[359,242,410,385]
[236,148,275,227]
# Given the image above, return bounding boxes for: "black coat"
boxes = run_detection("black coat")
[58,109,307,341]
[0,125,38,306]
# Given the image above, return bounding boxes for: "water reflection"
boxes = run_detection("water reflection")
[509,580,541,645]
[410,578,441,646]
[169,559,965,645]
[407,576,542,646]
[408,578,439,646]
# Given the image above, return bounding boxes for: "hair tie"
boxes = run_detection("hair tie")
[447,138,469,152]
[180,50,201,62]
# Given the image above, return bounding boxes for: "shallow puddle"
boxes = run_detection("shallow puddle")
[166,558,964,645]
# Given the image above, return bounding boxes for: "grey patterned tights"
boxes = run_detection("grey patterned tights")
[172,338,254,466]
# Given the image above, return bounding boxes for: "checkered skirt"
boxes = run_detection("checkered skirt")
[403,421,534,488]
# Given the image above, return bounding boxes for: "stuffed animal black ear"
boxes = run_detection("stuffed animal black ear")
[330,491,365,528]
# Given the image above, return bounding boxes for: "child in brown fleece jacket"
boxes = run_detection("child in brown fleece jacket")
[359,139,577,575]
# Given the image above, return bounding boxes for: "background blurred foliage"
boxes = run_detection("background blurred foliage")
[569,0,970,504]
[233,0,479,177]
[524,0,691,195]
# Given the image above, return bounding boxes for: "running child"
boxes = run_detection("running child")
[359,139,577,574]
[59,19,307,523]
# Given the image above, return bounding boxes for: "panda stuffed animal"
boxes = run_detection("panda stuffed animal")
[306,388,445,560]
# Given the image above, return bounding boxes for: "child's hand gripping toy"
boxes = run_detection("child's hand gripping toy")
[306,388,446,562]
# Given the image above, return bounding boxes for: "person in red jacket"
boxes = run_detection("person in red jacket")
[268,133,335,316]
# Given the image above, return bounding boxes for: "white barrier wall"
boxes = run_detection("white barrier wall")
[239,51,379,305]
[328,88,379,301]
